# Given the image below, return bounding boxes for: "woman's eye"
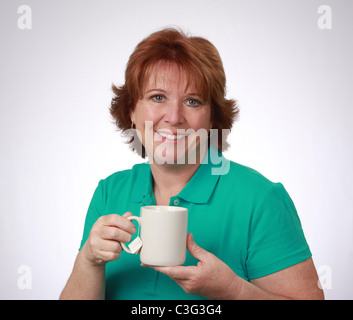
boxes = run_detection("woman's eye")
[186,98,201,106]
[151,95,164,102]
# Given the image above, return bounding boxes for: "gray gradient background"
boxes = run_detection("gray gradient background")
[0,0,352,299]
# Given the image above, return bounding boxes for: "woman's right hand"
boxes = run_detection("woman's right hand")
[81,212,136,267]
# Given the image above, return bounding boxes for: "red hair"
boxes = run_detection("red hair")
[110,27,238,154]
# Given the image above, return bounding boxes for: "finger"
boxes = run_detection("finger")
[98,238,123,253]
[98,250,121,262]
[122,211,133,218]
[101,226,132,243]
[141,264,196,280]
[187,233,210,261]
[101,214,136,234]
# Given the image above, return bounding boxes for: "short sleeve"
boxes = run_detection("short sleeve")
[79,180,106,250]
[246,183,312,279]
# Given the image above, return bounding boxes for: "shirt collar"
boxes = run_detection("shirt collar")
[129,162,155,204]
[130,146,229,205]
[177,146,229,204]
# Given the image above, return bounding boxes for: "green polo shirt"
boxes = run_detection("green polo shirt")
[79,147,311,300]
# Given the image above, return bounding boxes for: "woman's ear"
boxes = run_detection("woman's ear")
[130,109,136,126]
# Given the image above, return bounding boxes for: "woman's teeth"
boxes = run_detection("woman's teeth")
[157,131,187,140]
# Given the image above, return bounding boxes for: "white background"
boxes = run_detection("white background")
[0,0,352,299]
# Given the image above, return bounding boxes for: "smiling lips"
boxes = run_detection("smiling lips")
[156,130,188,144]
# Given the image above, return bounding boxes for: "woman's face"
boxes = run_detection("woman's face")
[130,62,213,165]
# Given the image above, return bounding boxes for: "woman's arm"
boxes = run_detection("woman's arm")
[249,257,324,300]
[144,233,324,300]
[59,212,135,300]
[59,244,106,300]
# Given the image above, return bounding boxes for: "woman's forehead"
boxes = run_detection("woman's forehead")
[142,61,204,96]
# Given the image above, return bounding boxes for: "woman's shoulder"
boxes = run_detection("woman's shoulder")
[99,162,150,188]
[223,160,286,197]
[228,160,276,184]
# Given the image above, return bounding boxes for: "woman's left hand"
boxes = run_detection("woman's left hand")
[142,233,240,299]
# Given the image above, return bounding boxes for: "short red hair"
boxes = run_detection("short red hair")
[110,27,238,154]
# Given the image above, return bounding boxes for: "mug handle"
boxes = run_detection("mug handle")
[120,216,141,254]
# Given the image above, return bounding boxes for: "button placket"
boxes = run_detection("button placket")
[142,193,154,206]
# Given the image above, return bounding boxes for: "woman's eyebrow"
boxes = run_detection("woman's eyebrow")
[145,88,167,94]
[186,92,201,96]
[144,89,202,97]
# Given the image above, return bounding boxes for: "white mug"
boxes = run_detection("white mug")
[120,205,188,266]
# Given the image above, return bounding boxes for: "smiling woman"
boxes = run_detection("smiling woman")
[110,28,239,158]
[130,61,213,165]
[60,27,324,300]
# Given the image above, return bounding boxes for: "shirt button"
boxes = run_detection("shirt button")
[142,193,154,205]
[173,199,180,206]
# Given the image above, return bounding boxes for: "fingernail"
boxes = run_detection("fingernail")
[131,226,136,233]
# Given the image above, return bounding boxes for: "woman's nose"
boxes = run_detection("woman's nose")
[164,101,184,125]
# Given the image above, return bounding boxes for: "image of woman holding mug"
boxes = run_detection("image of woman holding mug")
[60,28,324,300]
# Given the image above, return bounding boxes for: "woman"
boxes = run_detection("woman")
[60,28,324,300]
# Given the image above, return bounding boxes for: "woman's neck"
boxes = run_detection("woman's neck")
[150,162,201,206]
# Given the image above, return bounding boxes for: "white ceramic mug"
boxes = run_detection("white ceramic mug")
[120,205,188,266]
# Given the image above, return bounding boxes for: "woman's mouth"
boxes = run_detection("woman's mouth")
[155,130,188,144]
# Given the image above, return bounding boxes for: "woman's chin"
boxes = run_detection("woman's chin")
[147,147,203,166]
[151,150,186,165]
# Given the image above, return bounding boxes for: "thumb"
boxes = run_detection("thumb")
[187,233,209,261]
[122,211,133,218]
